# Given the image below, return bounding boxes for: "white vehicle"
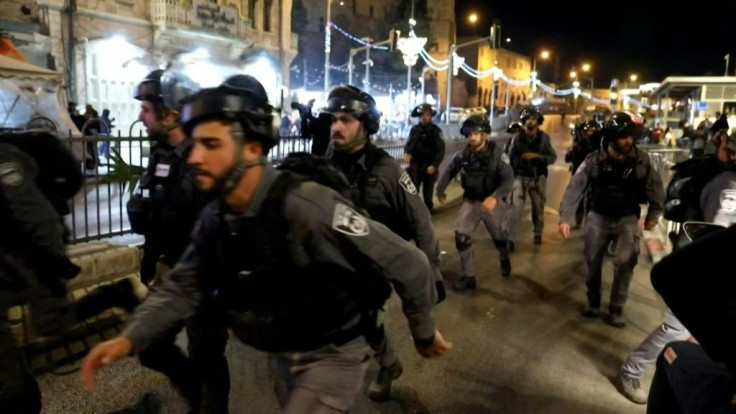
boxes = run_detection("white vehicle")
[443,107,465,123]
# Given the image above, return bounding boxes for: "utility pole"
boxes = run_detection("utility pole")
[323,0,331,92]
[347,31,395,87]
[363,41,371,94]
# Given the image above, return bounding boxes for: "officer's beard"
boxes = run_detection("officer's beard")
[610,138,633,155]
[148,120,178,144]
[331,127,368,154]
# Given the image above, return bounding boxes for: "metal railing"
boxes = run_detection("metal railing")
[63,133,412,244]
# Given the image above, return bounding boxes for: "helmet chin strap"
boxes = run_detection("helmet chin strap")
[213,122,267,197]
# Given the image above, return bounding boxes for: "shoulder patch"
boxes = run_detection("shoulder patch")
[500,153,510,165]
[574,160,586,175]
[399,171,418,194]
[332,203,370,236]
[0,162,23,186]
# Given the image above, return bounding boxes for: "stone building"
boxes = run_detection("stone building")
[1,0,298,133]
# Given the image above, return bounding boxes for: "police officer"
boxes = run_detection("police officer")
[404,103,445,213]
[436,114,515,291]
[506,106,557,248]
[559,111,665,328]
[326,85,445,401]
[1,133,139,413]
[82,75,452,413]
[614,133,736,404]
[129,70,229,413]
[564,120,602,228]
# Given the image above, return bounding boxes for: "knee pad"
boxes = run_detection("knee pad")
[455,232,472,251]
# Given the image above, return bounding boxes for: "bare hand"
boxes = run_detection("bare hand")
[427,165,436,175]
[415,330,453,358]
[404,154,412,164]
[438,194,447,204]
[559,223,571,240]
[482,196,498,212]
[522,152,539,160]
[644,221,657,231]
[81,337,133,392]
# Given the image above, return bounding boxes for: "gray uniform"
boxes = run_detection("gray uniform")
[621,169,736,380]
[437,141,514,277]
[506,130,557,242]
[121,164,438,413]
[332,143,442,369]
[559,148,664,311]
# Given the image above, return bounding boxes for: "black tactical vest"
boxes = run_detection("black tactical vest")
[409,124,440,164]
[211,172,390,353]
[461,141,499,201]
[514,131,548,177]
[590,155,645,218]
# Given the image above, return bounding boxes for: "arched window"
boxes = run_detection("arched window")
[369,5,374,18]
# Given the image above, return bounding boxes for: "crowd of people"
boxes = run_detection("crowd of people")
[1,67,735,414]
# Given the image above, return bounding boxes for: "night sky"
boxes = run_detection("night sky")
[455,1,736,88]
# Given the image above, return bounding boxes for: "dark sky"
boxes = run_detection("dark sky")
[455,1,736,88]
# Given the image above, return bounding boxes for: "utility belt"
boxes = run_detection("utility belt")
[227,307,380,353]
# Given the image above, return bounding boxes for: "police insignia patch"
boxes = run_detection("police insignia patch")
[399,171,418,194]
[0,162,22,186]
[501,153,510,164]
[332,203,370,236]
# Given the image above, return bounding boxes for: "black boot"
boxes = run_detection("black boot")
[608,305,626,328]
[367,359,403,402]
[453,276,476,291]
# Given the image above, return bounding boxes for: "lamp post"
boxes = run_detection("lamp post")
[323,0,332,92]
[531,50,550,95]
[397,28,427,118]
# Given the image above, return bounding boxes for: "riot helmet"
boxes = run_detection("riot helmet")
[323,85,381,135]
[506,121,523,134]
[460,114,491,137]
[519,106,544,125]
[134,69,165,103]
[410,103,437,117]
[602,111,643,154]
[180,74,279,196]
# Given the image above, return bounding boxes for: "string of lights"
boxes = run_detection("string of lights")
[329,22,390,50]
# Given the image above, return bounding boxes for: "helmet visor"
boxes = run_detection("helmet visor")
[323,97,369,116]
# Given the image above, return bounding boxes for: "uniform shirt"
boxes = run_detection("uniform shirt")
[700,170,736,227]
[559,147,665,224]
[121,164,438,353]
[404,123,445,168]
[436,140,514,202]
[140,138,202,261]
[506,129,557,178]
[332,144,442,276]
[0,143,65,260]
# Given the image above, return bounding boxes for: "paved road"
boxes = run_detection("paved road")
[38,115,665,413]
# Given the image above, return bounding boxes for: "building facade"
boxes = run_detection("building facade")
[1,0,298,133]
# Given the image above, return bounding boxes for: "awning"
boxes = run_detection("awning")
[0,54,61,81]
[650,76,736,100]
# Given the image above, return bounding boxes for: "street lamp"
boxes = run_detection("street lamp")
[468,13,478,23]
[531,50,550,94]
[397,28,427,112]
[581,62,594,94]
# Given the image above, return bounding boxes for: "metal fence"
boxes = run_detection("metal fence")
[63,133,411,244]
[638,145,691,238]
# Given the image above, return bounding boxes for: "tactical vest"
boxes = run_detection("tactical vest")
[514,132,548,177]
[409,124,440,165]
[212,171,391,353]
[590,155,646,218]
[460,141,500,201]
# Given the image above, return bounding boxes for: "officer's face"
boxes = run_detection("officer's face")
[524,117,539,131]
[612,136,634,154]
[138,101,160,134]
[330,111,366,152]
[468,131,487,149]
[717,137,735,163]
[421,112,432,125]
[188,120,239,191]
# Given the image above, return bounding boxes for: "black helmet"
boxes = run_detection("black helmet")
[520,106,544,125]
[410,103,437,117]
[603,111,644,140]
[323,85,381,134]
[159,70,201,110]
[581,120,602,133]
[460,114,491,137]
[506,121,523,134]
[134,69,165,102]
[180,74,280,150]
